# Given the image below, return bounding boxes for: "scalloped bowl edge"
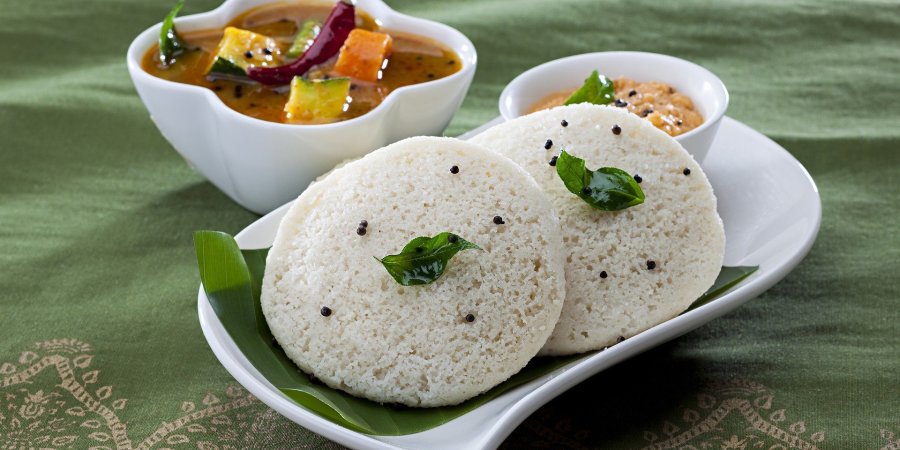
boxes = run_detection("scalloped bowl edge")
[127,0,477,214]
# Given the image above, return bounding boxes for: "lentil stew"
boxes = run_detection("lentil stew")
[142,1,461,124]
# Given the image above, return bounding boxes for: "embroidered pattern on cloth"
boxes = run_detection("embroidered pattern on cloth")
[639,379,826,450]
[0,338,336,449]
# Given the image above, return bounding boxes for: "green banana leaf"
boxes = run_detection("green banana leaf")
[194,230,757,435]
[688,265,759,311]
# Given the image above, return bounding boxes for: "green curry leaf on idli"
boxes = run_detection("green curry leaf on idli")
[376,232,481,286]
[564,70,615,106]
[556,150,645,211]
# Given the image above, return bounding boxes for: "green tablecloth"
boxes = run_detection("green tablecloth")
[2,0,898,448]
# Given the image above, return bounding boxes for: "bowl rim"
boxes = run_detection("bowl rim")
[126,0,477,130]
[498,51,729,142]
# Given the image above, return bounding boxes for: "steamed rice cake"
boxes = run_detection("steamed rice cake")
[261,136,566,406]
[471,104,725,356]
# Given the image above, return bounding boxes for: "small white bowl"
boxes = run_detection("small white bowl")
[127,0,476,214]
[499,52,728,163]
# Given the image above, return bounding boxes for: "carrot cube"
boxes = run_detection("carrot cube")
[333,29,393,82]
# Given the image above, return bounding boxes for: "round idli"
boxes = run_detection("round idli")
[261,136,566,407]
[470,104,725,356]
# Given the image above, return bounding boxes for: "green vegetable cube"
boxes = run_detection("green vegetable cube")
[207,27,282,77]
[284,77,351,123]
[287,20,321,58]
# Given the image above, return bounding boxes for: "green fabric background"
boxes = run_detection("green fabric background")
[1,0,898,449]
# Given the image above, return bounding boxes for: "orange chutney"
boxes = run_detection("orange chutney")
[141,2,461,124]
[529,77,704,137]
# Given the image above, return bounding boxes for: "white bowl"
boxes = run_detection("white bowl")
[127,0,477,214]
[499,52,728,163]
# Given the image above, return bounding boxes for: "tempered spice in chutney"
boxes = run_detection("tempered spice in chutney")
[141,2,461,124]
[529,77,704,137]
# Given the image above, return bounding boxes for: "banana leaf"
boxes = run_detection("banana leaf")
[194,230,757,435]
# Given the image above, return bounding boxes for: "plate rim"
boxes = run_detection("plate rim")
[197,115,822,450]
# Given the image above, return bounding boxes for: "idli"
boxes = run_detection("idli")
[471,104,725,356]
[261,136,566,407]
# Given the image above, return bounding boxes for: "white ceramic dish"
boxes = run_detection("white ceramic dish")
[499,52,728,163]
[127,0,476,214]
[198,116,820,449]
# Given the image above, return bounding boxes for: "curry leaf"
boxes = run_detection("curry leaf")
[376,233,481,286]
[556,150,645,211]
[564,70,615,106]
[159,0,186,66]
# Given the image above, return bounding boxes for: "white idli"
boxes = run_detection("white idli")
[261,136,566,407]
[471,104,725,356]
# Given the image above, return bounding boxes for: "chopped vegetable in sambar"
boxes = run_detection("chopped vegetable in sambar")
[142,1,461,124]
